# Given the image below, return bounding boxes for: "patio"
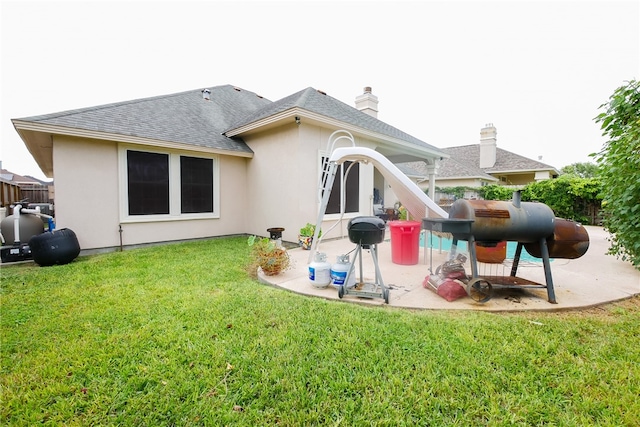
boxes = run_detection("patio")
[259,225,640,311]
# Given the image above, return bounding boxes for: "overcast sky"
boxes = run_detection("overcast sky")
[1,0,638,181]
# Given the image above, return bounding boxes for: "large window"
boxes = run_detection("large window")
[322,158,359,215]
[121,147,218,220]
[180,156,214,214]
[127,151,170,215]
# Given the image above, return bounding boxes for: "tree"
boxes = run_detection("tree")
[560,162,599,178]
[593,79,640,268]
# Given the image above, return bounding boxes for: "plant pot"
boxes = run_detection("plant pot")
[298,235,313,250]
[258,248,290,276]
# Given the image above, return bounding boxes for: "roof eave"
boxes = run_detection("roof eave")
[487,167,560,175]
[12,121,254,169]
[225,109,449,162]
[436,174,499,181]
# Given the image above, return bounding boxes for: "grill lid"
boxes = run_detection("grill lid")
[348,216,386,245]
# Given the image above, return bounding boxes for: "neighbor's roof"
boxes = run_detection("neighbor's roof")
[399,157,498,181]
[398,143,559,182]
[0,169,47,185]
[440,145,560,176]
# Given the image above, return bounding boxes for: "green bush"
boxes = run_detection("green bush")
[435,186,468,199]
[521,176,602,224]
[477,185,515,201]
[593,79,640,268]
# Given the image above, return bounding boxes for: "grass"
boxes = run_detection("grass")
[1,236,639,426]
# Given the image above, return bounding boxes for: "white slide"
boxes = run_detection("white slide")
[329,147,448,220]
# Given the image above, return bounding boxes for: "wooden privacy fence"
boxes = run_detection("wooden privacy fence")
[19,184,52,204]
[1,180,22,207]
[0,182,52,207]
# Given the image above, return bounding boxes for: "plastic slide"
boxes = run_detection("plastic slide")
[328,147,448,220]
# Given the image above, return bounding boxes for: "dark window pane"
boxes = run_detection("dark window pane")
[322,158,359,214]
[181,156,214,213]
[127,151,169,215]
[344,161,359,213]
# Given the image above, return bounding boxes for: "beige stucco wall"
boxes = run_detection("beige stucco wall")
[534,170,552,181]
[244,124,378,243]
[495,173,535,186]
[52,136,249,250]
[53,136,120,250]
[50,124,434,251]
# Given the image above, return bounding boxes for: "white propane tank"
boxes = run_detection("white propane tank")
[331,254,356,289]
[309,252,331,288]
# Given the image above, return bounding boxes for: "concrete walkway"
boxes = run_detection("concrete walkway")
[259,226,640,311]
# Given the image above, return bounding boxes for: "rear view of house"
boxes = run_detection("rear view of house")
[13,85,447,252]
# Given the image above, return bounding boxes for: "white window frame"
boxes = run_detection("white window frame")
[318,151,361,220]
[118,144,220,222]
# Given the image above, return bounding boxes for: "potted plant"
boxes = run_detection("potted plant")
[247,235,291,276]
[298,223,321,250]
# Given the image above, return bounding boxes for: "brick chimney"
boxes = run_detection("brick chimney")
[355,86,378,118]
[479,123,497,168]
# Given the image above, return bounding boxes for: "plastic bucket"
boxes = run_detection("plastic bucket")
[389,220,421,265]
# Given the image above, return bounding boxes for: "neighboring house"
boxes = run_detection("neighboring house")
[401,123,560,191]
[12,85,447,251]
[0,167,45,186]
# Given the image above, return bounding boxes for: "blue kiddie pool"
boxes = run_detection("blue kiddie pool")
[420,232,549,264]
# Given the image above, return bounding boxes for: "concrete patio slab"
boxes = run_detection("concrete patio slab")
[259,226,640,311]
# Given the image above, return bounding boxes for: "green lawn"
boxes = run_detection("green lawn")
[1,236,638,426]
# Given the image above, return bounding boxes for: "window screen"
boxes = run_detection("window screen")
[180,156,214,213]
[127,150,169,215]
[323,159,359,214]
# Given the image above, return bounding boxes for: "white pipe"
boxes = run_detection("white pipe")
[13,204,21,244]
[10,204,55,244]
[20,207,53,220]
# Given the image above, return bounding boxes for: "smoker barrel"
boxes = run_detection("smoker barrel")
[524,218,590,259]
[348,216,386,245]
[448,198,555,243]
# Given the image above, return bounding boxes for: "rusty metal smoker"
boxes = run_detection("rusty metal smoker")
[423,191,590,303]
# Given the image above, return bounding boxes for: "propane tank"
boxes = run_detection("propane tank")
[309,252,331,288]
[331,254,356,289]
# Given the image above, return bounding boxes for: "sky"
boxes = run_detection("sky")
[1,0,638,181]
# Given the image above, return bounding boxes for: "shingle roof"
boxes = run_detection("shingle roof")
[0,169,46,185]
[15,84,446,159]
[226,87,443,154]
[440,145,558,175]
[15,85,272,154]
[397,157,498,181]
[398,142,558,181]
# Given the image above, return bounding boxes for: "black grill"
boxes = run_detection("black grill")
[348,216,386,246]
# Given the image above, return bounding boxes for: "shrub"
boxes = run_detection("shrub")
[593,79,640,268]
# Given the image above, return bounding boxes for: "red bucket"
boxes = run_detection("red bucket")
[389,220,421,265]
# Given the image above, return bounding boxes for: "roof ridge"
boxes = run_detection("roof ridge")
[294,87,316,107]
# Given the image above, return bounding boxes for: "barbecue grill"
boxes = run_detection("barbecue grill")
[339,216,389,303]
